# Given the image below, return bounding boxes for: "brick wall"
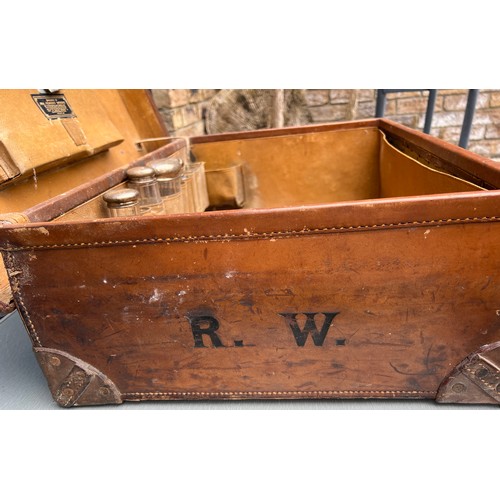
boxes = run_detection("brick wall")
[151,89,500,160]
[151,89,218,137]
[304,89,500,161]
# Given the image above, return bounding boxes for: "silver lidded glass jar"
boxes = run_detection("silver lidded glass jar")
[187,161,209,212]
[126,166,165,215]
[147,158,184,214]
[147,157,184,178]
[103,188,140,217]
[181,169,196,213]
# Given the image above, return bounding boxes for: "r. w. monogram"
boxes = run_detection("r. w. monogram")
[187,312,343,348]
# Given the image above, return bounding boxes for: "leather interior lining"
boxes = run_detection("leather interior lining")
[380,132,484,197]
[192,127,483,209]
[55,127,485,221]
[193,127,382,208]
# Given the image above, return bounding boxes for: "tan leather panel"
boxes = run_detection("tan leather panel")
[380,119,500,189]
[117,90,170,154]
[0,90,124,183]
[60,118,88,146]
[0,141,19,183]
[380,132,484,197]
[205,165,246,208]
[192,128,484,211]
[192,127,382,208]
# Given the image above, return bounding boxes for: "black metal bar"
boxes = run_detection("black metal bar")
[376,89,437,134]
[459,89,479,149]
[375,90,386,118]
[423,89,437,134]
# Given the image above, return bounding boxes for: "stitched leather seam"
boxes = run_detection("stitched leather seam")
[122,390,435,397]
[5,253,41,346]
[1,216,498,252]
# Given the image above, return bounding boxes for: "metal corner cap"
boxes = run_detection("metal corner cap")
[436,340,500,405]
[34,347,123,407]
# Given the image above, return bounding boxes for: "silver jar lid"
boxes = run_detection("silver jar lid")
[147,158,184,178]
[103,188,139,207]
[126,166,156,180]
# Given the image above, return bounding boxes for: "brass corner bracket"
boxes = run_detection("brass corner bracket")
[437,340,500,405]
[34,347,122,407]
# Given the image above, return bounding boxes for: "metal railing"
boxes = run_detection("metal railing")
[375,89,479,149]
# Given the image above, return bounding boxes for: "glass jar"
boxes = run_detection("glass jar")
[103,188,140,217]
[181,170,196,213]
[187,161,209,212]
[126,166,164,215]
[148,159,185,214]
[147,157,184,177]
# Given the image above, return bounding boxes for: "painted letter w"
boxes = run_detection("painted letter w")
[279,312,340,347]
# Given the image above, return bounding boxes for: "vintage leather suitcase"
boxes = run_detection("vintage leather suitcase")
[1,90,499,407]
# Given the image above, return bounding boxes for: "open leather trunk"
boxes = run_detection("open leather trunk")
[0,89,499,407]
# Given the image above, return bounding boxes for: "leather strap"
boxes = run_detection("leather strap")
[61,118,88,146]
[0,212,30,225]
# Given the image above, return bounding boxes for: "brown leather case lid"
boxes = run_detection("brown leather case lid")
[0,90,127,183]
[0,89,167,214]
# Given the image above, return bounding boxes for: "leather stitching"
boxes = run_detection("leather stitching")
[4,214,497,352]
[1,216,498,252]
[5,252,41,346]
[122,390,435,397]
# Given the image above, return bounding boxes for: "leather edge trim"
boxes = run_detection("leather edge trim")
[1,215,498,253]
